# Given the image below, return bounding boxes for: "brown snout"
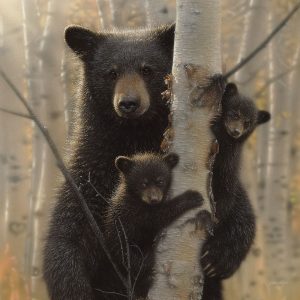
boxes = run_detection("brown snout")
[225,120,244,139]
[113,73,150,118]
[118,95,140,113]
[142,187,163,205]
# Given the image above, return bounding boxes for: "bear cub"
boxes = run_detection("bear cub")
[98,152,204,299]
[201,82,271,300]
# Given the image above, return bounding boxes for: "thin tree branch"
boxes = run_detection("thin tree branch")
[224,2,300,79]
[115,219,126,267]
[131,244,146,297]
[255,64,299,98]
[0,107,32,119]
[118,218,132,299]
[0,68,128,291]
[94,288,127,298]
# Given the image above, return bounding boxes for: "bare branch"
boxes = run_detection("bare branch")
[87,171,109,204]
[0,68,128,291]
[118,218,132,299]
[94,288,127,298]
[225,2,300,79]
[115,219,126,267]
[0,107,32,119]
[131,244,146,297]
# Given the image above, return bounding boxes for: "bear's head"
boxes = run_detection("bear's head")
[65,24,175,122]
[115,152,179,205]
[222,83,270,140]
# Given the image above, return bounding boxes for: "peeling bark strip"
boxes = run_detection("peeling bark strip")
[149,1,222,298]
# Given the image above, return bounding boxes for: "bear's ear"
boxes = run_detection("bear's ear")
[65,25,104,59]
[257,110,271,125]
[163,152,179,169]
[115,156,134,174]
[224,83,239,97]
[155,23,175,54]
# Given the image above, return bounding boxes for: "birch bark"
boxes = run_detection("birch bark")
[148,1,222,299]
[22,0,68,298]
[0,0,31,278]
[263,7,291,294]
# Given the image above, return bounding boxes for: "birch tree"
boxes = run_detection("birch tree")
[0,0,31,275]
[149,1,223,299]
[21,0,68,298]
[97,0,115,29]
[288,42,300,285]
[263,5,293,295]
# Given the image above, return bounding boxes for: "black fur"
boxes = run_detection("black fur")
[43,25,175,300]
[201,83,270,300]
[99,153,203,299]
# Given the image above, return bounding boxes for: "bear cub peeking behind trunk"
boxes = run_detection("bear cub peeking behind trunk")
[98,152,204,299]
[201,83,271,300]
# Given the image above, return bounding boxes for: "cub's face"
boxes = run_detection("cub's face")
[224,101,257,139]
[64,25,174,120]
[223,83,270,139]
[136,173,169,205]
[115,153,179,205]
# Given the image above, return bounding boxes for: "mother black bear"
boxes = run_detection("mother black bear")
[43,24,255,300]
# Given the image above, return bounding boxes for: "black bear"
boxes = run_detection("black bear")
[201,83,271,300]
[43,24,176,300]
[99,152,203,299]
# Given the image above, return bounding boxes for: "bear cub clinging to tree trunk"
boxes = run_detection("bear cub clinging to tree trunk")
[98,152,204,299]
[201,82,271,300]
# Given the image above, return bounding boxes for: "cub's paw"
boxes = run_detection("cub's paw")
[182,190,204,206]
[201,242,238,279]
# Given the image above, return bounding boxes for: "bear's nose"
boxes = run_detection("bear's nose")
[232,129,241,137]
[118,96,140,113]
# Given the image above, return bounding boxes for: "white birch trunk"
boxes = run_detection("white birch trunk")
[97,0,114,29]
[149,1,222,299]
[112,0,146,27]
[0,0,32,276]
[287,44,300,283]
[146,0,175,26]
[22,0,68,298]
[263,7,291,293]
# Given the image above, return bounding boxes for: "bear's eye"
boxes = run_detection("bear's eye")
[155,177,165,186]
[244,120,251,128]
[228,112,239,120]
[109,70,118,80]
[141,66,152,76]
[142,180,148,188]
[156,180,164,186]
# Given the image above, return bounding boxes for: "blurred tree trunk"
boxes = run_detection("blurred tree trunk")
[148,1,222,299]
[288,43,300,284]
[146,0,174,26]
[0,0,31,282]
[22,0,68,298]
[97,0,114,29]
[112,0,146,27]
[263,6,291,296]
